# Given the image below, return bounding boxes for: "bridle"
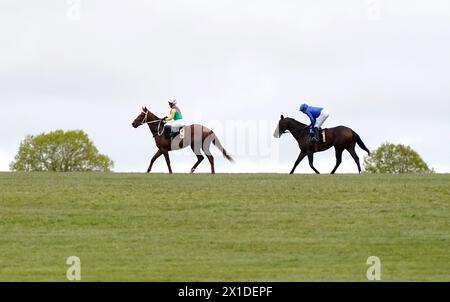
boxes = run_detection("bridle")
[278,124,289,136]
[140,111,161,124]
[140,111,165,137]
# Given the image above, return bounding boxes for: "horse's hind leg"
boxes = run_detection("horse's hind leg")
[331,147,343,174]
[308,153,320,174]
[348,146,361,173]
[206,155,215,174]
[162,150,173,174]
[190,145,204,173]
[202,141,215,174]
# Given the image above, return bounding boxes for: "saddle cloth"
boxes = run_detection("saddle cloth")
[310,128,327,144]
[164,125,186,139]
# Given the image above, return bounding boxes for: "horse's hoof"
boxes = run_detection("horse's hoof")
[190,169,195,174]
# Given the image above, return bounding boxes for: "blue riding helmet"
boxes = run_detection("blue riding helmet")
[299,104,308,111]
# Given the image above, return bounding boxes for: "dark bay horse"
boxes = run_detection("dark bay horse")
[274,115,370,174]
[132,107,233,174]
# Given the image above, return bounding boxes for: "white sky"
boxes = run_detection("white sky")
[1,0,449,173]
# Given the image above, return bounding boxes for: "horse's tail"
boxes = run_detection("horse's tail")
[352,130,370,155]
[211,133,234,162]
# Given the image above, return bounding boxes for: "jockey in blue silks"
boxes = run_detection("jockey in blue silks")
[299,103,329,142]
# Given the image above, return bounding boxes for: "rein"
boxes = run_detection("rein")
[145,120,162,125]
[157,120,165,137]
[141,111,165,137]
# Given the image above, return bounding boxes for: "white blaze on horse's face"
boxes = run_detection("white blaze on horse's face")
[273,125,280,138]
[274,118,287,138]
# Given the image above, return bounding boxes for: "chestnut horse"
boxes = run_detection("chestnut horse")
[274,115,370,174]
[132,107,233,174]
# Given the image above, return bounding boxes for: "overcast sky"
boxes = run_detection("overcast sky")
[1,0,449,173]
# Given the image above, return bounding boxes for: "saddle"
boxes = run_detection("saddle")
[164,125,186,139]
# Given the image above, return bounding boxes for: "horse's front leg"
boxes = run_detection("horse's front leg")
[163,150,173,174]
[148,149,163,173]
[308,153,320,174]
[290,151,307,174]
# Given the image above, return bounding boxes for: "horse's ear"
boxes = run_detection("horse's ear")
[143,107,148,112]
[280,115,285,120]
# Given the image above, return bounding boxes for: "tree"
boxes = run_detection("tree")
[10,130,114,172]
[364,142,432,174]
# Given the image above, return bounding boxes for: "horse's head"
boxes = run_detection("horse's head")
[274,115,289,138]
[132,107,150,128]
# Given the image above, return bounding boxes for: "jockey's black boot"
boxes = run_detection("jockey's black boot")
[313,127,320,142]
[170,128,181,138]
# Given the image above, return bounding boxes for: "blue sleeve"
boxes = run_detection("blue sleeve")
[306,111,316,125]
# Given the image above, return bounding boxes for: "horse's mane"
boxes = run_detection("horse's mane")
[144,108,161,120]
[285,117,307,129]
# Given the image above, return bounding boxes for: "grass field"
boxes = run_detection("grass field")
[0,173,449,281]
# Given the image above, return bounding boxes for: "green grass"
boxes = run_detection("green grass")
[0,173,449,281]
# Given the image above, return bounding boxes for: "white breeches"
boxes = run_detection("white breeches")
[165,120,182,131]
[314,109,329,128]
[166,120,181,126]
